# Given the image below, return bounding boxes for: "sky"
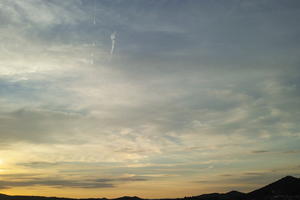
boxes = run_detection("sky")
[0,0,300,198]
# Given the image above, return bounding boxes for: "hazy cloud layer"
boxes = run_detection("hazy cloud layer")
[0,173,147,189]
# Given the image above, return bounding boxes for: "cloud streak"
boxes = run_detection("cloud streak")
[110,31,117,60]
[0,173,148,189]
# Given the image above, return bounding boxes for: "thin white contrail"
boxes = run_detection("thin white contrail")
[110,31,116,59]
[93,0,96,25]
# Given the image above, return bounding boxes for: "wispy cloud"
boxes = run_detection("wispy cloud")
[0,172,148,189]
[251,150,269,154]
[110,31,117,60]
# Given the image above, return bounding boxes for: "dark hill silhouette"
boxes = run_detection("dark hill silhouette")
[247,176,300,199]
[112,197,142,200]
[0,176,300,200]
[191,190,246,200]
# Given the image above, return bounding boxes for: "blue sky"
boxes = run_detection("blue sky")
[0,0,300,198]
